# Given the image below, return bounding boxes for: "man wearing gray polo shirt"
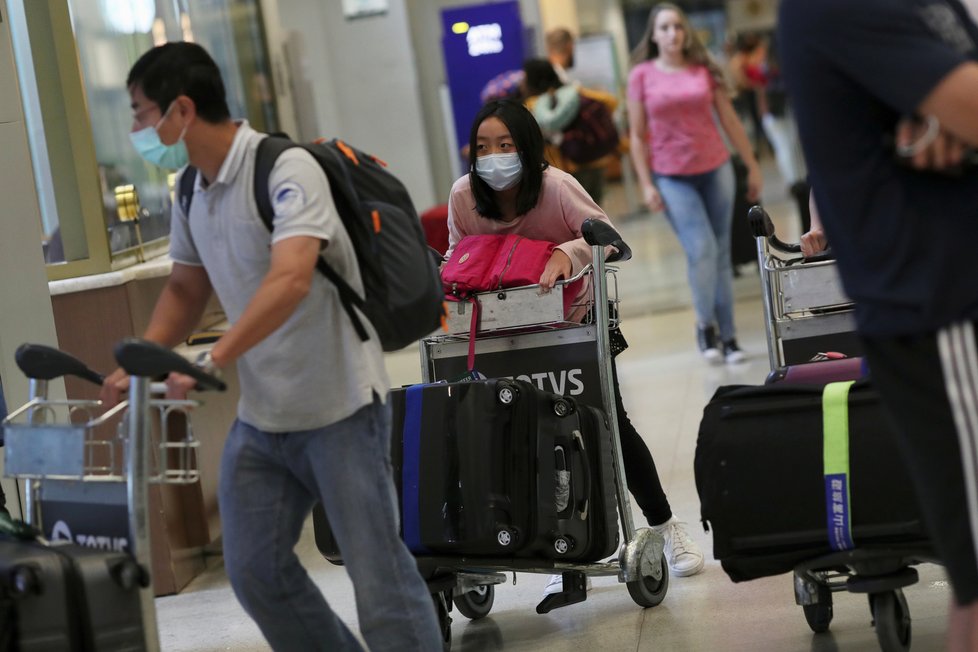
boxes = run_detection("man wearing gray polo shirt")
[103,42,440,651]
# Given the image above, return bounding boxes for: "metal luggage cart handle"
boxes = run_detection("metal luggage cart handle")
[113,337,225,652]
[114,338,227,392]
[437,224,628,340]
[748,205,836,263]
[16,343,105,386]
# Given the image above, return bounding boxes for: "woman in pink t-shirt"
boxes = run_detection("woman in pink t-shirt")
[627,2,762,364]
[447,100,706,596]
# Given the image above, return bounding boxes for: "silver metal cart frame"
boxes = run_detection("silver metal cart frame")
[2,341,225,652]
[415,220,668,623]
[749,206,860,370]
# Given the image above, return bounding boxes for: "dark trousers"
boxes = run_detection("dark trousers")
[862,321,978,605]
[572,166,606,206]
[612,360,672,526]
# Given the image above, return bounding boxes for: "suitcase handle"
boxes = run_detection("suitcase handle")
[572,430,591,521]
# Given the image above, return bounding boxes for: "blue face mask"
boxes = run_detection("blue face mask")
[129,104,189,170]
[475,153,523,191]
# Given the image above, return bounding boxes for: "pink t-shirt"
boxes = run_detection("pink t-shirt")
[627,61,729,175]
[446,167,614,321]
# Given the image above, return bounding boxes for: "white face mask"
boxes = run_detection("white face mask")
[475,153,523,191]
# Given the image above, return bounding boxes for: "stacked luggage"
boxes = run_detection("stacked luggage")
[314,219,670,650]
[315,379,618,563]
[694,207,934,651]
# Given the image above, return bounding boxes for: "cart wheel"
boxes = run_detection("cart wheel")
[453,584,494,620]
[803,603,833,634]
[870,590,911,652]
[802,581,833,634]
[626,554,669,608]
[434,590,453,651]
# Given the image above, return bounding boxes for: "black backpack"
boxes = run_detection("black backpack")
[559,95,619,165]
[178,136,444,352]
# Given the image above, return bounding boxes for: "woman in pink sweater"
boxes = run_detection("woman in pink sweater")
[447,100,705,596]
[628,2,762,364]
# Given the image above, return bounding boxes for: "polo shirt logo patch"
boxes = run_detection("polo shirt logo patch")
[920,2,976,54]
[271,181,307,218]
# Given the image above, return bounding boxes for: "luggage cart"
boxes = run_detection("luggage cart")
[745,206,934,650]
[2,340,225,651]
[413,220,668,642]
[749,205,863,371]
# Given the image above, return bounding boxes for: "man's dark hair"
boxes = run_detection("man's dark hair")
[467,100,549,220]
[126,42,231,123]
[522,58,563,96]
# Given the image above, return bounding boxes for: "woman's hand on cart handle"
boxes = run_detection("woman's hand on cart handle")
[582,219,632,262]
[113,338,227,392]
[15,343,104,386]
[539,250,573,291]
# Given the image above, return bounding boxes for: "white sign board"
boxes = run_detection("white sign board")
[343,0,389,19]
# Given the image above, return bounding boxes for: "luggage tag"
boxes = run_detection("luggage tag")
[447,369,482,383]
[823,380,856,551]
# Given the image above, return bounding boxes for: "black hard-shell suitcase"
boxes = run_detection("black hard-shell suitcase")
[0,538,145,652]
[694,382,930,582]
[0,539,78,652]
[395,379,552,556]
[552,403,618,561]
[67,545,146,651]
[313,379,617,562]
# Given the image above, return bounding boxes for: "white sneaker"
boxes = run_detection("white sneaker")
[654,517,705,577]
[543,573,593,595]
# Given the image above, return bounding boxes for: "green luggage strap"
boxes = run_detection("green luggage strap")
[823,380,856,551]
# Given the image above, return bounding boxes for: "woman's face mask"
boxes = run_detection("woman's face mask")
[475,153,523,191]
[129,102,189,170]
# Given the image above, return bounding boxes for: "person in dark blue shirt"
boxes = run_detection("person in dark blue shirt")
[779,1,978,648]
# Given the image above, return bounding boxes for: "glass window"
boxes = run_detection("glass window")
[12,0,280,272]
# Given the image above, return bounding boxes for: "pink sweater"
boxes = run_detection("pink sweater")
[627,61,729,175]
[446,167,614,321]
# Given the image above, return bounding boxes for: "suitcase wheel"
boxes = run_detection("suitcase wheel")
[110,558,150,590]
[496,529,515,547]
[553,536,575,555]
[497,386,517,404]
[552,397,574,417]
[11,565,40,596]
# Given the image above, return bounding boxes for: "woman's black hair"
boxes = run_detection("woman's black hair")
[127,42,231,123]
[467,100,549,220]
[522,58,562,96]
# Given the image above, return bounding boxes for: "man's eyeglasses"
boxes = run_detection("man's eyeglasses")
[132,104,161,124]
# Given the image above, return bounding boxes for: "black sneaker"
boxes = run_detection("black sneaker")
[697,325,721,363]
[722,339,746,364]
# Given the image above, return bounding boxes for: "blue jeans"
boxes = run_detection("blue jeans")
[218,396,441,652]
[655,161,737,340]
